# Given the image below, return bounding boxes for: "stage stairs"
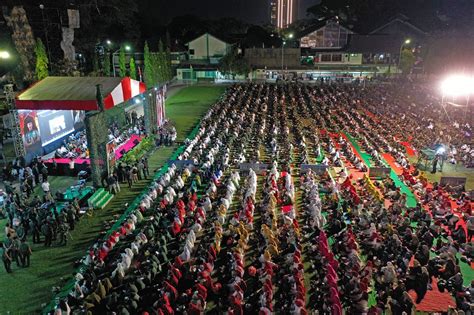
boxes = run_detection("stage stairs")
[88,188,114,210]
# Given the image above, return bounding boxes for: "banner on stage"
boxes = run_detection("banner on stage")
[300,164,328,175]
[106,141,116,174]
[439,177,467,187]
[239,163,268,174]
[156,89,166,127]
[369,167,391,178]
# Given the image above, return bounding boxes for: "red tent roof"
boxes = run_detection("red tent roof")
[15,76,146,111]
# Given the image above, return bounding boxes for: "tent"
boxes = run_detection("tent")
[15,76,146,111]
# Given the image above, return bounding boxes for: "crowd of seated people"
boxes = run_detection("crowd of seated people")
[41,82,473,315]
[55,131,88,159]
[53,114,146,160]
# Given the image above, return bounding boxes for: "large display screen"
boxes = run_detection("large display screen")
[19,109,86,154]
[37,110,80,146]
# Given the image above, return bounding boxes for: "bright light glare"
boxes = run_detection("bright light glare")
[0,51,10,59]
[125,45,131,51]
[404,39,411,44]
[436,147,445,155]
[441,75,474,96]
[288,33,294,39]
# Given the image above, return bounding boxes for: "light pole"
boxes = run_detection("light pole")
[281,33,293,75]
[39,4,52,70]
[112,45,131,77]
[398,38,411,73]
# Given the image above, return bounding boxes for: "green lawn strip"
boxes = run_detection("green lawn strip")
[0,86,225,314]
[343,132,417,208]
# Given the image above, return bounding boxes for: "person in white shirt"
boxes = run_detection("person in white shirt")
[41,181,53,202]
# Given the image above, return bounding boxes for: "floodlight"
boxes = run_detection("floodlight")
[440,75,474,97]
[0,51,10,59]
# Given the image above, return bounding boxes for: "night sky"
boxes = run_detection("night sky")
[139,0,320,25]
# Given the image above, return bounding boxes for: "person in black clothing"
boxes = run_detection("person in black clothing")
[19,239,32,267]
[42,222,53,247]
[414,267,430,304]
[431,155,439,174]
[0,242,12,273]
[30,218,41,243]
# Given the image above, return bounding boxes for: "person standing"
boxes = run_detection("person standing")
[126,166,133,188]
[41,180,53,203]
[143,158,149,179]
[137,160,144,180]
[0,242,12,273]
[30,218,41,244]
[42,222,53,247]
[431,155,439,174]
[19,239,32,267]
[41,164,49,182]
[68,159,75,177]
[107,175,117,194]
[132,164,139,183]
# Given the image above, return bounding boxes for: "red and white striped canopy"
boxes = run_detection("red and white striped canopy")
[16,76,147,111]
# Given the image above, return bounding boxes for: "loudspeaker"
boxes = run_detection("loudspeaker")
[133,139,140,145]
[121,149,126,155]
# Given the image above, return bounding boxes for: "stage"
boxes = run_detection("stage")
[41,134,143,175]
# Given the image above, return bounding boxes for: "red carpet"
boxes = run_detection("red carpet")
[114,135,143,159]
[400,141,416,156]
[381,153,403,175]
[408,278,456,312]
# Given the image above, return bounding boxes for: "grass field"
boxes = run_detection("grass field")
[0,85,226,314]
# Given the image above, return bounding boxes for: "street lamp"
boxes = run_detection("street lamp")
[0,51,10,59]
[398,38,411,72]
[281,33,294,73]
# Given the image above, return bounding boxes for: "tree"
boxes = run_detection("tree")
[399,48,415,74]
[165,47,174,81]
[143,41,154,86]
[103,53,111,76]
[219,48,250,79]
[157,40,166,83]
[129,57,137,80]
[34,38,49,80]
[92,52,99,75]
[119,45,127,77]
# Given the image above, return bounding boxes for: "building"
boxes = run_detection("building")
[270,0,278,26]
[270,0,298,29]
[246,17,423,80]
[185,33,232,63]
[177,33,236,82]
